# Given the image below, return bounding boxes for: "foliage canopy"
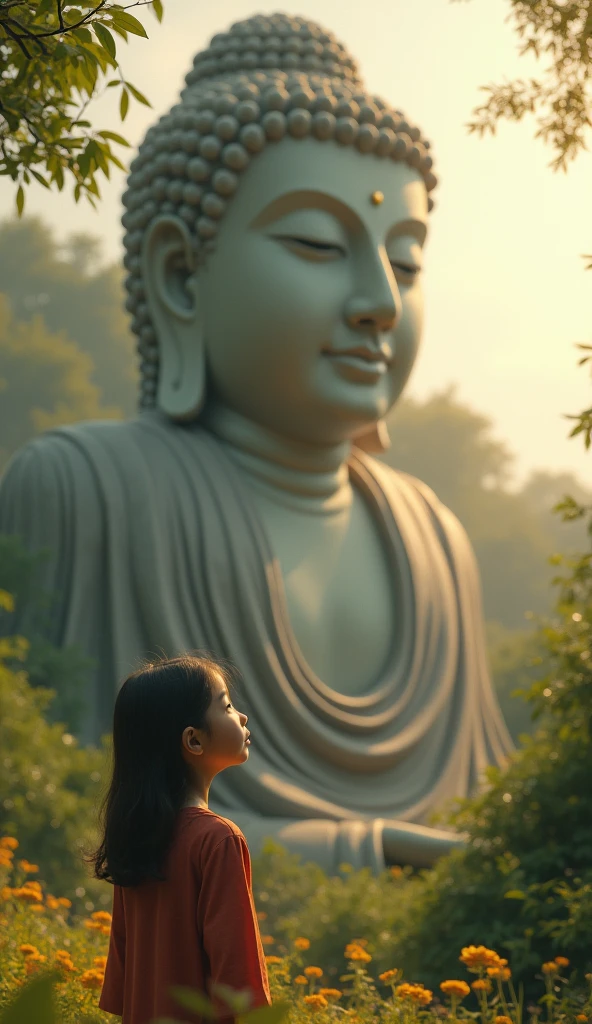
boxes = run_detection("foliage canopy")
[0,0,163,214]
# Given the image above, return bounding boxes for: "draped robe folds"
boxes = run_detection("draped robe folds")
[0,412,512,874]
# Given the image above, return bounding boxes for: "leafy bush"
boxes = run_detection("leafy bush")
[0,535,94,735]
[369,502,592,995]
[0,634,111,915]
[2,837,591,1024]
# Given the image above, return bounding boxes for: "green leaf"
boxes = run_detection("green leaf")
[16,185,24,217]
[124,81,151,107]
[94,22,117,60]
[211,983,252,1013]
[97,130,130,146]
[30,169,51,189]
[110,9,148,37]
[108,152,127,172]
[93,141,110,177]
[0,590,14,613]
[120,87,129,121]
[169,987,216,1018]
[240,1004,291,1024]
[152,0,164,22]
[72,26,93,43]
[0,971,61,1024]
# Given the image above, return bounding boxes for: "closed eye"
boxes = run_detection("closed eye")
[273,235,346,260]
[390,261,421,280]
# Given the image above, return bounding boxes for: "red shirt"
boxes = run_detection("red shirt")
[99,807,271,1024]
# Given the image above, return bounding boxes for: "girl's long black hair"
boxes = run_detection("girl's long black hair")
[87,653,235,887]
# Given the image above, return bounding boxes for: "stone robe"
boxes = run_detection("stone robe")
[0,412,512,873]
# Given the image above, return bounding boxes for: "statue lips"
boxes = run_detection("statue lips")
[244,731,251,745]
[322,342,393,384]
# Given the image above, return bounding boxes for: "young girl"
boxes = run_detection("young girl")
[89,654,271,1024]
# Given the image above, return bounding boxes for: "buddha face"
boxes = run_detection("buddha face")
[197,137,428,445]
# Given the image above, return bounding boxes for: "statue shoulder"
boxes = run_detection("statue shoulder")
[0,419,144,527]
[357,452,473,547]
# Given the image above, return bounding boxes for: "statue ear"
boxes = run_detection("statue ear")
[141,215,205,422]
[353,419,391,454]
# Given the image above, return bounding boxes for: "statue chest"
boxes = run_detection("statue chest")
[248,488,395,696]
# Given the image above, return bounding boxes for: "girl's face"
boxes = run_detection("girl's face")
[182,673,250,772]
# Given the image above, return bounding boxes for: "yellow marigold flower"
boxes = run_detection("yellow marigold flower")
[55,949,73,960]
[471,979,492,993]
[303,994,328,1008]
[46,896,61,910]
[0,837,18,850]
[0,850,13,866]
[379,969,400,985]
[396,983,433,1005]
[1,886,13,900]
[494,1016,513,1024]
[318,989,342,1000]
[460,945,501,970]
[488,966,512,981]
[80,968,105,990]
[440,980,471,999]
[23,879,42,890]
[344,942,371,962]
[575,1015,588,1022]
[25,955,47,975]
[13,886,43,903]
[19,944,40,957]
[265,956,283,965]
[91,910,112,923]
[390,866,403,879]
[294,937,311,950]
[99,924,111,935]
[93,956,108,968]
[257,911,267,921]
[57,897,72,908]
[84,919,103,930]
[304,966,323,978]
[55,956,76,973]
[542,962,559,975]
[294,975,308,985]
[261,935,274,945]
[17,860,39,873]
[554,956,570,968]
[30,904,44,913]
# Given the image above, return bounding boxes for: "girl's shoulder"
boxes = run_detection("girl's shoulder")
[177,807,246,850]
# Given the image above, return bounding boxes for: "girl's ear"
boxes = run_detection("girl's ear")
[182,727,204,755]
[141,215,206,422]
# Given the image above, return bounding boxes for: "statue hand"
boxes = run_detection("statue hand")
[382,820,466,869]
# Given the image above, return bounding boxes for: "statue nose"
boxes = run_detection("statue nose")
[345,297,398,334]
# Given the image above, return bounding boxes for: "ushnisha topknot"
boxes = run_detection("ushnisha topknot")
[122,12,438,409]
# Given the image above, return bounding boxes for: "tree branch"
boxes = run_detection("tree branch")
[0,17,32,59]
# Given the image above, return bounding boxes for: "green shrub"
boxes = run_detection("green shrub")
[0,634,111,916]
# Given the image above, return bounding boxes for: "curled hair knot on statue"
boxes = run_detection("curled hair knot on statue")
[121,12,438,410]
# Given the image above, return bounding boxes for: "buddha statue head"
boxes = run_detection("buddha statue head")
[122,13,437,449]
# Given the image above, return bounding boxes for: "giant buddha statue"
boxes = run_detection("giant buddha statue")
[0,13,512,875]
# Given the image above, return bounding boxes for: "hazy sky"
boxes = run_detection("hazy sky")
[3,0,591,486]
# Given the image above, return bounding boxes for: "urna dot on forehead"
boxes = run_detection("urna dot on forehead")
[121,12,438,408]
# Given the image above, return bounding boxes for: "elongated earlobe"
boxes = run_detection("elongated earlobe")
[142,216,206,422]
